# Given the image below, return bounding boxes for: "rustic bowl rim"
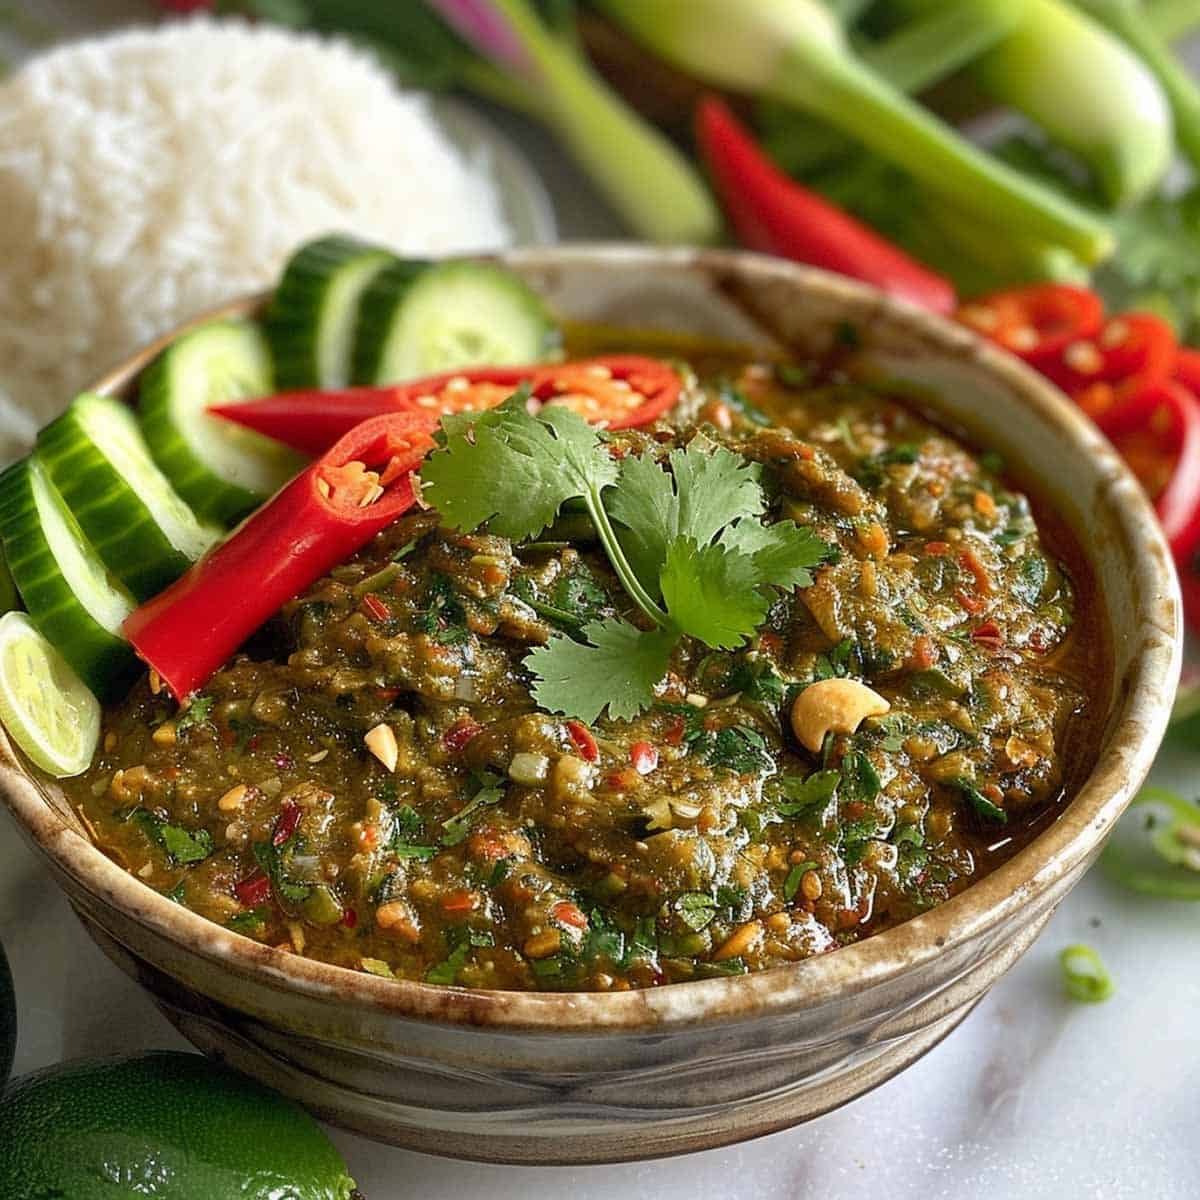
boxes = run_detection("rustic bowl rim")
[1,244,1181,1034]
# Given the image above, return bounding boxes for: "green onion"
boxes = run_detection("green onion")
[1073,0,1200,173]
[598,0,1113,262]
[959,0,1174,205]
[1059,944,1115,1003]
[1101,785,1200,899]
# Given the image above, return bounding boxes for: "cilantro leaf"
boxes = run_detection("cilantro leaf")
[608,443,764,593]
[130,808,214,865]
[694,725,774,775]
[527,620,676,723]
[660,538,769,649]
[676,892,718,931]
[176,694,214,735]
[719,518,832,592]
[775,770,841,816]
[421,396,618,542]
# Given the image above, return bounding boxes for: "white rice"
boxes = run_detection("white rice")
[0,18,513,460]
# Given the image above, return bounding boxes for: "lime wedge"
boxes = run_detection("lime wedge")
[0,611,100,777]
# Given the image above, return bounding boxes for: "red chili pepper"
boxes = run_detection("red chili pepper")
[272,799,303,847]
[971,620,1005,651]
[1173,347,1200,394]
[442,717,483,754]
[958,284,1104,367]
[1047,314,1176,426]
[663,715,686,747]
[361,593,392,623]
[694,96,956,315]
[630,741,659,775]
[1104,381,1200,557]
[958,549,993,596]
[441,889,478,915]
[235,870,271,908]
[210,356,683,455]
[124,412,434,699]
[551,901,589,930]
[341,907,358,929]
[565,719,599,763]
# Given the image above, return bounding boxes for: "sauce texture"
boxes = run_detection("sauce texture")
[66,342,1105,991]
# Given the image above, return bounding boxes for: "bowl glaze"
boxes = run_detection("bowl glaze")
[0,247,1181,1164]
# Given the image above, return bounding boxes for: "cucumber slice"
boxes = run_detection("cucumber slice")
[38,393,219,601]
[139,321,304,526]
[352,259,558,385]
[0,611,99,777]
[0,458,136,700]
[266,235,396,390]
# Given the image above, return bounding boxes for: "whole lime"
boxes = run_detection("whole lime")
[0,939,13,1085]
[0,1051,358,1199]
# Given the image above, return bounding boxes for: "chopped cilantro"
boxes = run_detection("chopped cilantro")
[718,380,771,426]
[227,907,269,935]
[957,779,1008,824]
[676,891,719,931]
[583,909,626,962]
[783,861,818,901]
[175,695,214,735]
[129,808,213,865]
[361,957,395,979]
[441,771,506,845]
[419,574,469,645]
[696,957,748,977]
[387,804,435,859]
[813,638,860,681]
[839,751,881,805]
[695,725,774,775]
[775,769,841,816]
[253,837,312,903]
[227,715,258,753]
[1013,555,1049,607]
[164,880,187,905]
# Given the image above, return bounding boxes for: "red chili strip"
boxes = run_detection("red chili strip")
[630,741,659,775]
[565,719,599,763]
[235,870,271,908]
[443,717,483,754]
[695,95,956,314]
[551,901,589,930]
[125,412,434,699]
[272,799,303,847]
[210,356,683,455]
[958,284,1103,367]
[361,593,392,623]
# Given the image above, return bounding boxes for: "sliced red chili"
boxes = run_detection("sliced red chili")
[565,719,599,763]
[272,799,302,847]
[630,741,659,775]
[1105,381,1200,556]
[958,284,1104,367]
[551,900,589,930]
[442,717,483,754]
[210,356,683,455]
[1041,313,1176,427]
[360,593,391,623]
[341,907,358,929]
[971,620,1005,651]
[441,890,477,915]
[1173,347,1200,395]
[125,412,434,699]
[235,869,271,908]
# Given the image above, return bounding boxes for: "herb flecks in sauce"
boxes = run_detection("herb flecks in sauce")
[68,349,1099,991]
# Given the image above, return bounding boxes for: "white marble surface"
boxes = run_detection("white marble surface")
[3,3,1200,1196]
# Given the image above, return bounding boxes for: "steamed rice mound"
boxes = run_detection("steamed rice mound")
[0,18,512,460]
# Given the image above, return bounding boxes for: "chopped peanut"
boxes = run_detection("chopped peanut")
[364,723,399,772]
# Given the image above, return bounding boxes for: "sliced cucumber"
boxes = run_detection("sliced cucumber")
[0,458,136,700]
[139,321,304,526]
[0,611,99,777]
[352,259,558,385]
[38,393,219,602]
[266,235,396,390]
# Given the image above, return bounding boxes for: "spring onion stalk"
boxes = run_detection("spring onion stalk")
[1074,0,1200,171]
[965,0,1175,207]
[598,0,1114,263]
[1146,0,1200,40]
[425,0,718,244]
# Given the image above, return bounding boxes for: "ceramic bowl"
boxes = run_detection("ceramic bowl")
[0,246,1181,1164]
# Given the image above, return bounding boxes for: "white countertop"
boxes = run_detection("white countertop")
[2,5,1199,1196]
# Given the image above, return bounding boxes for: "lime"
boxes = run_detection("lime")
[0,610,100,776]
[0,1052,359,1199]
[0,939,13,1086]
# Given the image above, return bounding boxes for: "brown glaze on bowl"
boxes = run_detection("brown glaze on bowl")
[0,247,1180,1164]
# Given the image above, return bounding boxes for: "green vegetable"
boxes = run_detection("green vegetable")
[957,778,1008,824]
[1102,785,1200,899]
[131,808,214,866]
[965,0,1174,206]
[36,393,218,601]
[423,397,830,722]
[1073,0,1200,173]
[676,891,719,931]
[441,771,507,845]
[0,1052,357,1200]
[221,0,717,244]
[1059,943,1115,1003]
[352,258,558,385]
[776,769,841,816]
[598,0,1112,262]
[174,694,214,735]
[266,233,395,389]
[139,320,302,526]
[0,611,100,778]
[694,724,775,775]
[1146,0,1200,42]
[0,457,137,701]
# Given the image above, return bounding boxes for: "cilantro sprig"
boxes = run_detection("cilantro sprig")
[421,398,832,723]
